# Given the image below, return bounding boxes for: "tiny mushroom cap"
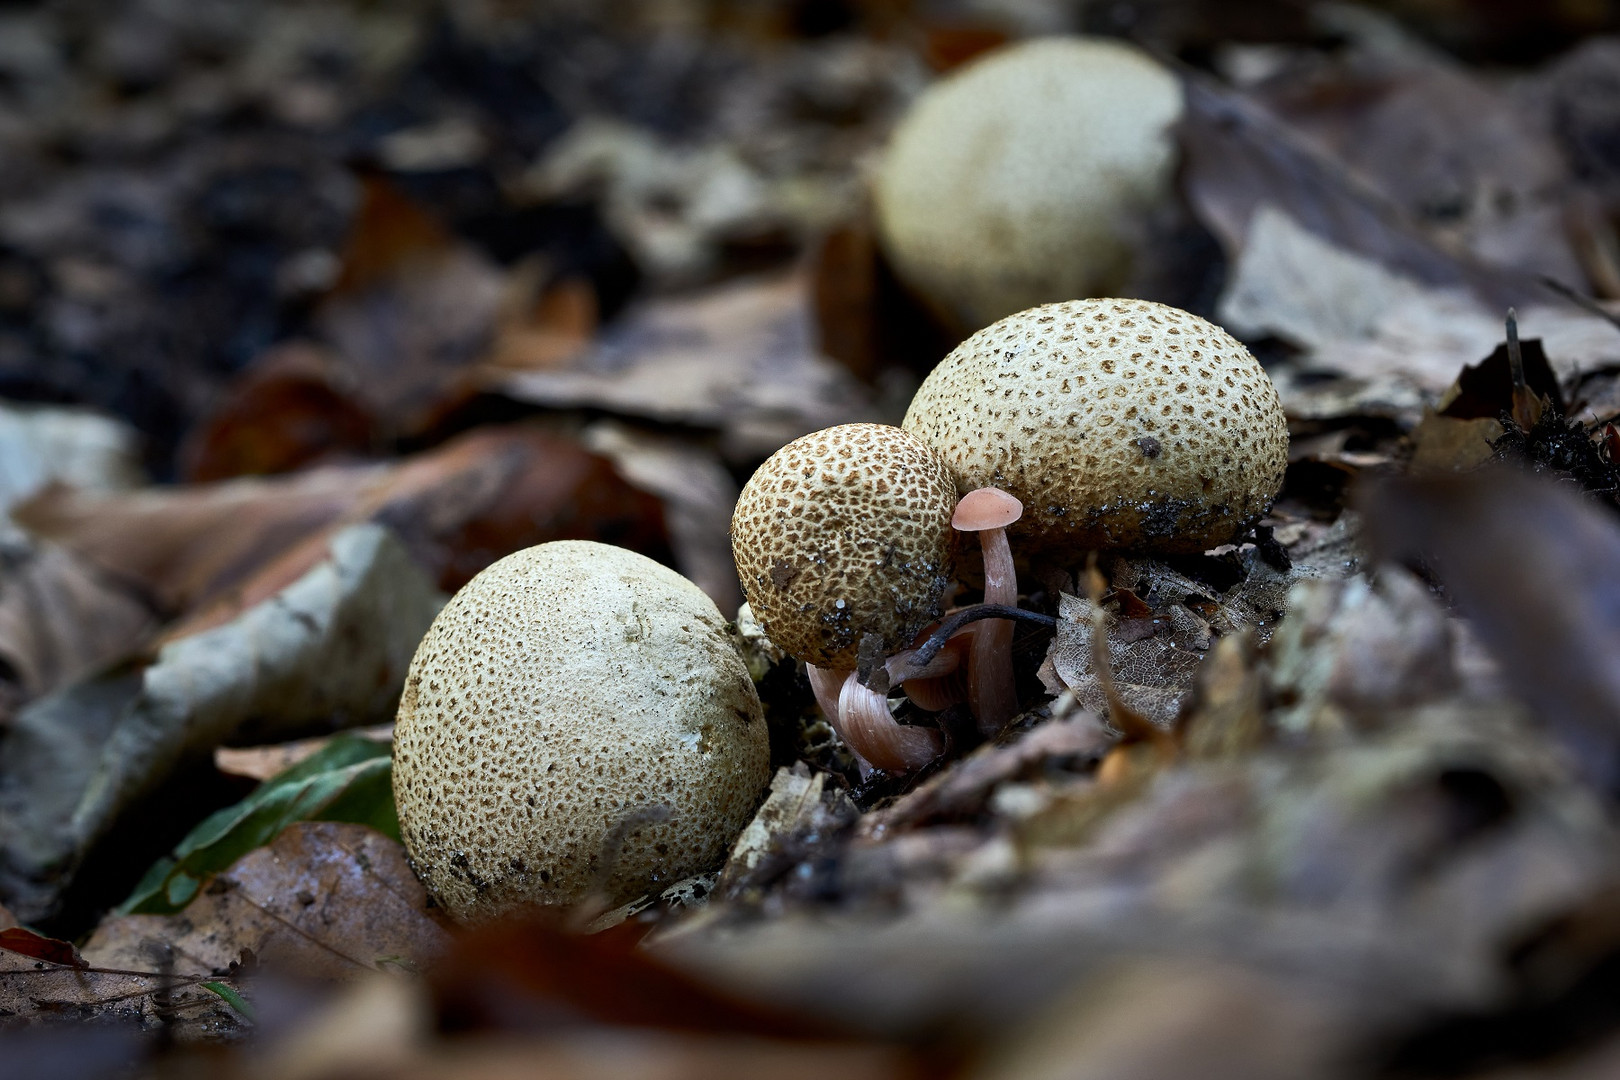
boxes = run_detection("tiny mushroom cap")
[875,37,1183,332]
[392,540,770,923]
[904,299,1289,554]
[953,487,1024,532]
[731,423,957,670]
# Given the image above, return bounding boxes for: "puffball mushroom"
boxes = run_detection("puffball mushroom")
[731,423,955,771]
[392,540,769,922]
[875,37,1183,332]
[731,423,957,670]
[904,299,1289,554]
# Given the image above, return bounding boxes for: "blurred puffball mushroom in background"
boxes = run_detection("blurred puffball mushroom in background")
[875,37,1183,333]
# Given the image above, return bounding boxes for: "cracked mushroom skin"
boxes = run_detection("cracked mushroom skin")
[731,423,957,670]
[903,299,1289,553]
[392,540,769,923]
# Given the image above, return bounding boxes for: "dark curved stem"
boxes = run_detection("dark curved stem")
[867,604,1056,689]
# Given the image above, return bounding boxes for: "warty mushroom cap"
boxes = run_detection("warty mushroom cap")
[903,299,1289,554]
[731,423,957,669]
[392,540,770,923]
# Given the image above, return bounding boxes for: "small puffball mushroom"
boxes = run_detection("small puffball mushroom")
[904,299,1289,554]
[875,37,1183,332]
[731,423,957,670]
[392,540,769,922]
[731,423,956,773]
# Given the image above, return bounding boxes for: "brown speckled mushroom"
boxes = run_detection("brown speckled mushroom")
[903,299,1289,554]
[731,423,956,771]
[953,487,1024,733]
[392,541,770,923]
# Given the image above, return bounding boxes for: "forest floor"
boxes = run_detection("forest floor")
[4,1,1620,1077]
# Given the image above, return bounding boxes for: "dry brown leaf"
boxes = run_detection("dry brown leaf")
[0,543,156,700]
[1180,74,1533,309]
[485,273,598,374]
[310,175,508,440]
[1180,632,1267,760]
[14,466,375,615]
[0,525,442,925]
[216,724,395,784]
[1408,411,1504,474]
[270,1029,909,1080]
[84,822,449,982]
[494,272,876,460]
[1215,205,1620,392]
[581,420,740,611]
[17,424,668,619]
[0,918,241,1036]
[179,342,377,483]
[0,401,144,538]
[1363,469,1620,790]
[1268,567,1459,737]
[969,961,1346,1080]
[1252,51,1580,282]
[1042,553,1307,727]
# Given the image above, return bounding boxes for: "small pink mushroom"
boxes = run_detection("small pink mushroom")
[807,662,943,773]
[805,664,849,739]
[888,628,968,712]
[838,670,942,773]
[952,487,1023,734]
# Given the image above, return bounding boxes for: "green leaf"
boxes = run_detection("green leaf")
[119,733,398,915]
[200,981,256,1021]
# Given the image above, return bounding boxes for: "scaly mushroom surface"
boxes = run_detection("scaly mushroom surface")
[731,423,957,670]
[731,423,955,771]
[904,299,1289,554]
[393,540,769,922]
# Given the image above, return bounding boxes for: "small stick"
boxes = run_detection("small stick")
[1505,308,1543,432]
[1538,275,1620,333]
[1506,308,1526,395]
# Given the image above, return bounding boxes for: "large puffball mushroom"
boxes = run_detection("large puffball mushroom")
[392,540,769,923]
[904,299,1289,554]
[875,37,1183,332]
[731,423,957,671]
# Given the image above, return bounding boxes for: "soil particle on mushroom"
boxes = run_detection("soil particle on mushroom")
[392,540,770,923]
[903,298,1289,553]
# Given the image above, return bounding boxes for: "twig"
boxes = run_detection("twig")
[1539,275,1620,333]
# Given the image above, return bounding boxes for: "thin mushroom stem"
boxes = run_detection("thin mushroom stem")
[838,671,942,773]
[950,487,1025,735]
[971,522,1019,734]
